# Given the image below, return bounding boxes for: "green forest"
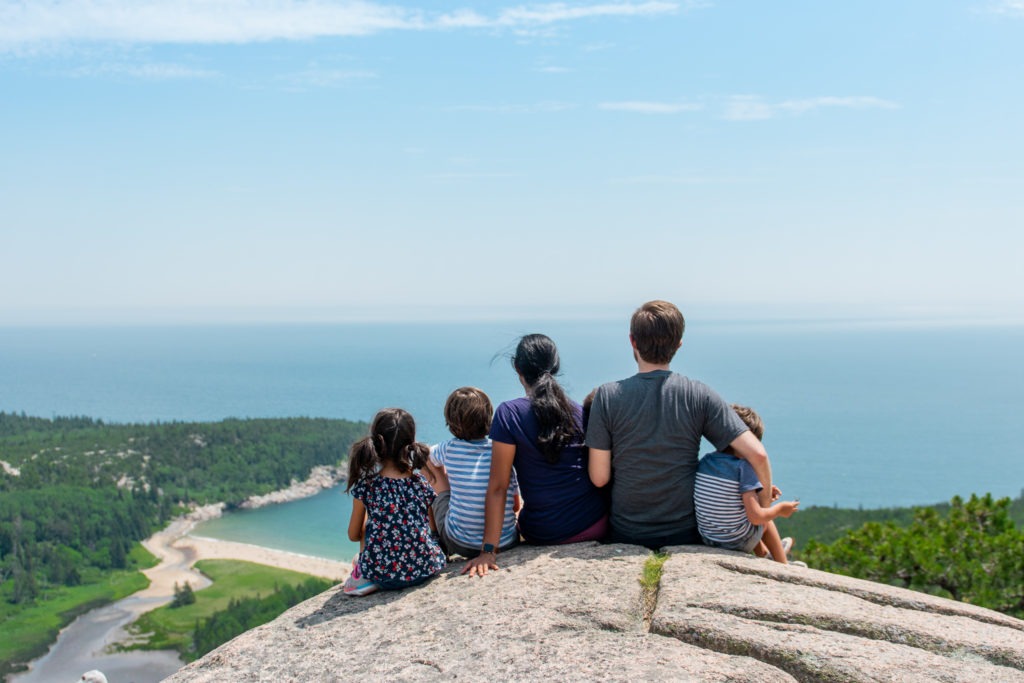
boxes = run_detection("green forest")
[0,412,365,673]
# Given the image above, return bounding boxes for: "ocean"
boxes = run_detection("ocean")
[3,319,1023,561]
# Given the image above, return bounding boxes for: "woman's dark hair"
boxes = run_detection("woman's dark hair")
[513,334,581,464]
[346,408,430,490]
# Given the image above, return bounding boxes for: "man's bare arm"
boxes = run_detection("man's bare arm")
[589,448,612,487]
[729,431,772,507]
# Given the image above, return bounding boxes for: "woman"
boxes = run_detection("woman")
[463,334,608,576]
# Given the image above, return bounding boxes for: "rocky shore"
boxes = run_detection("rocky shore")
[171,464,345,528]
[238,465,344,509]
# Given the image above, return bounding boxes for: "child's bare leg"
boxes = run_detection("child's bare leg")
[761,522,789,564]
[423,460,450,493]
[752,540,769,558]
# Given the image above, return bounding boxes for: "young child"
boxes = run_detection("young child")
[694,404,800,564]
[343,408,447,596]
[424,387,520,558]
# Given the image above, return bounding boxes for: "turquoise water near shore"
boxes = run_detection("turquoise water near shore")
[194,486,360,561]
[3,318,1024,558]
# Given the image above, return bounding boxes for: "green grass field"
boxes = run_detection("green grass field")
[128,559,329,655]
[0,544,157,677]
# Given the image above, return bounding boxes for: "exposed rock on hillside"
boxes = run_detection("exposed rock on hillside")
[168,544,1024,682]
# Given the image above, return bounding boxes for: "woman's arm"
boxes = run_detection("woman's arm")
[462,441,516,577]
[348,498,367,543]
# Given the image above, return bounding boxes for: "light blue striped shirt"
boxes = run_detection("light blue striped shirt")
[694,451,762,545]
[430,438,518,548]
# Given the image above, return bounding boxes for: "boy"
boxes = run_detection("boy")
[425,387,520,558]
[694,404,799,563]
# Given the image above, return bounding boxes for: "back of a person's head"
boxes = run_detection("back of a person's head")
[512,333,577,463]
[347,407,428,489]
[513,333,560,384]
[731,404,765,441]
[630,300,685,365]
[444,387,493,441]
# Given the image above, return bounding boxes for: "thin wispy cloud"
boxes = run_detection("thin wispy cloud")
[280,68,377,88]
[536,65,572,73]
[0,1,680,52]
[724,95,899,121]
[493,2,678,25]
[69,62,218,80]
[610,174,751,184]
[445,102,576,113]
[989,0,1024,15]
[600,100,702,114]
[426,172,521,180]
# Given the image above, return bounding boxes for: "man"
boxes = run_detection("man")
[586,300,773,548]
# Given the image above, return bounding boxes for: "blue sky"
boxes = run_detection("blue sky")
[1,1,1022,324]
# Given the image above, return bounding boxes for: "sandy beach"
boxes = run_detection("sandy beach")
[140,470,351,597]
[142,516,350,595]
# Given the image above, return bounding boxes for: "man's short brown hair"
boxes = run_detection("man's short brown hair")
[444,387,493,441]
[731,404,764,441]
[630,300,685,365]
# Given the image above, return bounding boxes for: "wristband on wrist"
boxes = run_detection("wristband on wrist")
[481,543,497,555]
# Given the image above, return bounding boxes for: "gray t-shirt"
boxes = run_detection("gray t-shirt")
[585,370,748,543]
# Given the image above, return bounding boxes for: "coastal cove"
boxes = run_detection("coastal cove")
[192,485,360,562]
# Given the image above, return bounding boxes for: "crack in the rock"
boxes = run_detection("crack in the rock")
[650,617,863,683]
[640,554,667,633]
[715,560,1024,633]
[689,602,1024,672]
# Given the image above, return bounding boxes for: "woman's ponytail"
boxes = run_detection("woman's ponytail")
[513,334,581,464]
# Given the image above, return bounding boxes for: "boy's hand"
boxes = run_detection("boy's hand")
[770,485,782,502]
[775,500,800,518]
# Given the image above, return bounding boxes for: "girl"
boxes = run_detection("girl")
[463,334,609,577]
[344,408,447,596]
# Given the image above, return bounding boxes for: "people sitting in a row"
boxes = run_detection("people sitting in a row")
[343,300,800,597]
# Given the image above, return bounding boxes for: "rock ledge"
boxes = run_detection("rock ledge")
[168,544,1024,682]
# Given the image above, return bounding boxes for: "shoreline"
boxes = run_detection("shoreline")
[141,465,350,597]
[10,466,351,682]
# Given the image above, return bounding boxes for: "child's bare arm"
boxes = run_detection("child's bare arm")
[742,490,799,526]
[348,499,367,543]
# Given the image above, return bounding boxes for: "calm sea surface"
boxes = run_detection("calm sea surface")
[3,319,1023,560]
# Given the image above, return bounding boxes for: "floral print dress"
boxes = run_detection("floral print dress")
[350,473,447,586]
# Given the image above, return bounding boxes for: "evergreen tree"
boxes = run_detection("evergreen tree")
[803,494,1024,617]
[171,581,196,608]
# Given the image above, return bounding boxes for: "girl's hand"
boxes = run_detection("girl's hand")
[462,552,499,577]
[770,485,782,502]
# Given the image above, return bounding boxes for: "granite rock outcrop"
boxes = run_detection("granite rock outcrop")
[167,543,1024,682]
